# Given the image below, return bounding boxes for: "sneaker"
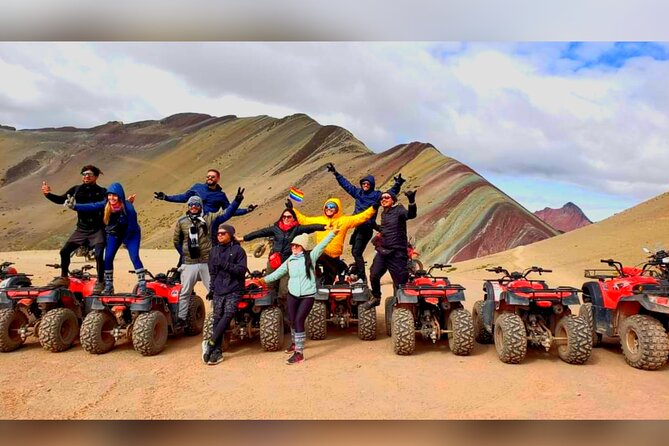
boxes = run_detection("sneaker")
[201,341,213,364]
[92,281,105,294]
[284,343,295,354]
[48,276,70,288]
[286,351,304,365]
[362,297,380,310]
[207,348,224,365]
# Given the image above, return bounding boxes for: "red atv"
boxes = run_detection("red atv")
[203,269,284,352]
[579,250,669,370]
[387,263,474,356]
[0,262,32,289]
[306,262,376,341]
[473,266,591,365]
[79,267,205,356]
[0,263,95,353]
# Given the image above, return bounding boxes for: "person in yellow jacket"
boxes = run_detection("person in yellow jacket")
[285,197,377,285]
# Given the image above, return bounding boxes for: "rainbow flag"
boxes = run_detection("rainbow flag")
[289,186,304,203]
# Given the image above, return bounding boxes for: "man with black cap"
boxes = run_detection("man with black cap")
[41,165,107,292]
[173,188,244,331]
[364,189,417,310]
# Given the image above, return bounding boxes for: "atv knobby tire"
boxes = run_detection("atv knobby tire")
[554,315,592,365]
[447,308,475,356]
[202,312,230,350]
[0,308,28,352]
[384,296,394,337]
[578,303,601,347]
[185,295,205,336]
[391,307,415,355]
[306,301,327,340]
[619,314,669,370]
[259,306,284,351]
[494,313,527,364]
[80,310,117,354]
[472,300,493,344]
[38,307,79,353]
[357,304,377,341]
[132,311,168,356]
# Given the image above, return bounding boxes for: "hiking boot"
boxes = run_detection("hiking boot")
[92,281,105,295]
[362,297,380,310]
[207,348,224,365]
[48,276,70,288]
[284,343,295,354]
[201,340,213,364]
[286,351,304,365]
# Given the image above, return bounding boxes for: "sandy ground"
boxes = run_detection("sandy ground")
[0,249,668,420]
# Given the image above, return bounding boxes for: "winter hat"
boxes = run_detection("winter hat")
[218,224,236,237]
[187,196,203,207]
[291,233,312,250]
[384,190,398,203]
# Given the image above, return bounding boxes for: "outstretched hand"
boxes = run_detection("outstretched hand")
[326,162,337,174]
[154,191,166,200]
[41,181,51,195]
[234,187,245,203]
[128,194,136,204]
[247,204,258,212]
[404,190,416,203]
[285,199,293,209]
[64,194,76,209]
[394,173,406,185]
[331,222,342,235]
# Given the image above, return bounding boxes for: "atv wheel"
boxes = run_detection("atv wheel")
[391,307,415,355]
[202,312,230,350]
[473,300,493,344]
[185,295,205,336]
[0,309,28,352]
[619,314,669,370]
[253,243,267,258]
[38,307,79,353]
[306,301,327,340]
[259,306,284,351]
[357,304,377,341]
[80,311,117,354]
[384,296,395,337]
[555,315,592,365]
[578,303,601,347]
[494,313,527,364]
[447,308,475,356]
[132,311,168,356]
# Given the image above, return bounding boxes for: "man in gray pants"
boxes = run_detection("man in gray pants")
[173,189,244,329]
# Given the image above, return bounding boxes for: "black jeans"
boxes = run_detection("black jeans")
[59,228,105,281]
[317,254,345,285]
[211,292,240,350]
[287,293,315,333]
[369,249,409,298]
[349,225,374,281]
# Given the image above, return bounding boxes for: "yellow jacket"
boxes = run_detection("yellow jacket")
[294,197,375,258]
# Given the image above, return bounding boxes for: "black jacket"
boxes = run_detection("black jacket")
[46,183,107,231]
[208,241,247,296]
[244,223,326,262]
[374,203,417,251]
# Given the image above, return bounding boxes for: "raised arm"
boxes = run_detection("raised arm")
[243,226,275,242]
[334,172,360,198]
[73,199,106,212]
[263,257,290,284]
[310,230,337,261]
[342,206,376,229]
[164,185,197,204]
[44,185,77,205]
[295,224,327,235]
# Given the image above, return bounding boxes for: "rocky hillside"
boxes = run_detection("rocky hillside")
[0,113,559,263]
[534,202,593,233]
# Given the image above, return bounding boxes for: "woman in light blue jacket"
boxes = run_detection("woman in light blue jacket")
[261,226,339,365]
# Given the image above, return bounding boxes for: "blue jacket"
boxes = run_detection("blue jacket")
[335,174,403,227]
[74,182,141,238]
[164,182,248,216]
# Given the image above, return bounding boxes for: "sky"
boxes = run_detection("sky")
[1,41,668,221]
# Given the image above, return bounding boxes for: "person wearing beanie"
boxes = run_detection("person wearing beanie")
[41,164,108,292]
[364,189,418,310]
[260,225,340,365]
[326,162,405,284]
[203,223,247,365]
[173,188,245,331]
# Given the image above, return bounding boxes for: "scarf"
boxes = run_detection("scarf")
[110,202,123,213]
[187,212,207,259]
[278,219,298,232]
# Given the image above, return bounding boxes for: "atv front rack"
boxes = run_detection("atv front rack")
[584,269,620,280]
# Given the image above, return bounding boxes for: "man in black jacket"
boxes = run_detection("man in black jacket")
[364,189,417,309]
[41,165,107,292]
[203,224,247,365]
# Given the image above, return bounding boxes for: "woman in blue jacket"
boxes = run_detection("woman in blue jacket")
[68,182,146,294]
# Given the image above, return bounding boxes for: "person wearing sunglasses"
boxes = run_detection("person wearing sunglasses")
[326,162,406,284]
[286,196,376,286]
[41,164,107,292]
[363,189,418,310]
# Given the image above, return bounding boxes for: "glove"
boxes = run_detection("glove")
[404,190,416,203]
[64,194,76,209]
[247,204,258,212]
[258,278,267,288]
[234,187,245,203]
[326,163,337,174]
[206,291,213,301]
[154,191,166,200]
[285,199,293,209]
[394,173,406,186]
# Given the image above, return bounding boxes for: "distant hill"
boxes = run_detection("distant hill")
[0,113,559,263]
[534,202,593,233]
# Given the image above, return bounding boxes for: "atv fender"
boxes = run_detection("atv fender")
[255,289,278,306]
[482,299,494,333]
[90,297,105,311]
[396,288,418,304]
[582,282,612,335]
[351,286,372,302]
[36,288,70,305]
[315,288,330,301]
[0,275,32,289]
[561,293,580,306]
[503,291,530,306]
[446,290,465,303]
[129,296,155,312]
[620,294,669,315]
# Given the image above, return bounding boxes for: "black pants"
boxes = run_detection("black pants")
[349,225,374,281]
[317,254,346,285]
[370,249,409,298]
[287,294,315,332]
[59,228,106,281]
[211,292,240,350]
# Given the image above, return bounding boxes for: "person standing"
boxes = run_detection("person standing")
[41,165,107,292]
[326,162,405,283]
[364,190,417,310]
[202,224,247,365]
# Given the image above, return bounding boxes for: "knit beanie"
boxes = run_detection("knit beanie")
[385,190,398,203]
[218,224,236,237]
[187,196,203,207]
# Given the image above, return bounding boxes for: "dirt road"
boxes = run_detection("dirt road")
[0,250,667,419]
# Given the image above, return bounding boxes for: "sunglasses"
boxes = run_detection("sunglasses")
[381,195,392,200]
[189,203,202,207]
[361,182,371,186]
[324,204,338,210]
[281,215,294,219]
[81,171,95,177]
[217,231,228,236]
[206,175,217,179]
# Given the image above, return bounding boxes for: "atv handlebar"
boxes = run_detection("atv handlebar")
[487,265,552,281]
[0,261,14,269]
[46,263,60,269]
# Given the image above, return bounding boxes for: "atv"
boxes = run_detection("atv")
[306,262,376,341]
[0,263,95,353]
[473,266,591,365]
[0,262,32,289]
[579,250,669,370]
[387,263,474,356]
[79,267,205,356]
[202,269,284,352]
